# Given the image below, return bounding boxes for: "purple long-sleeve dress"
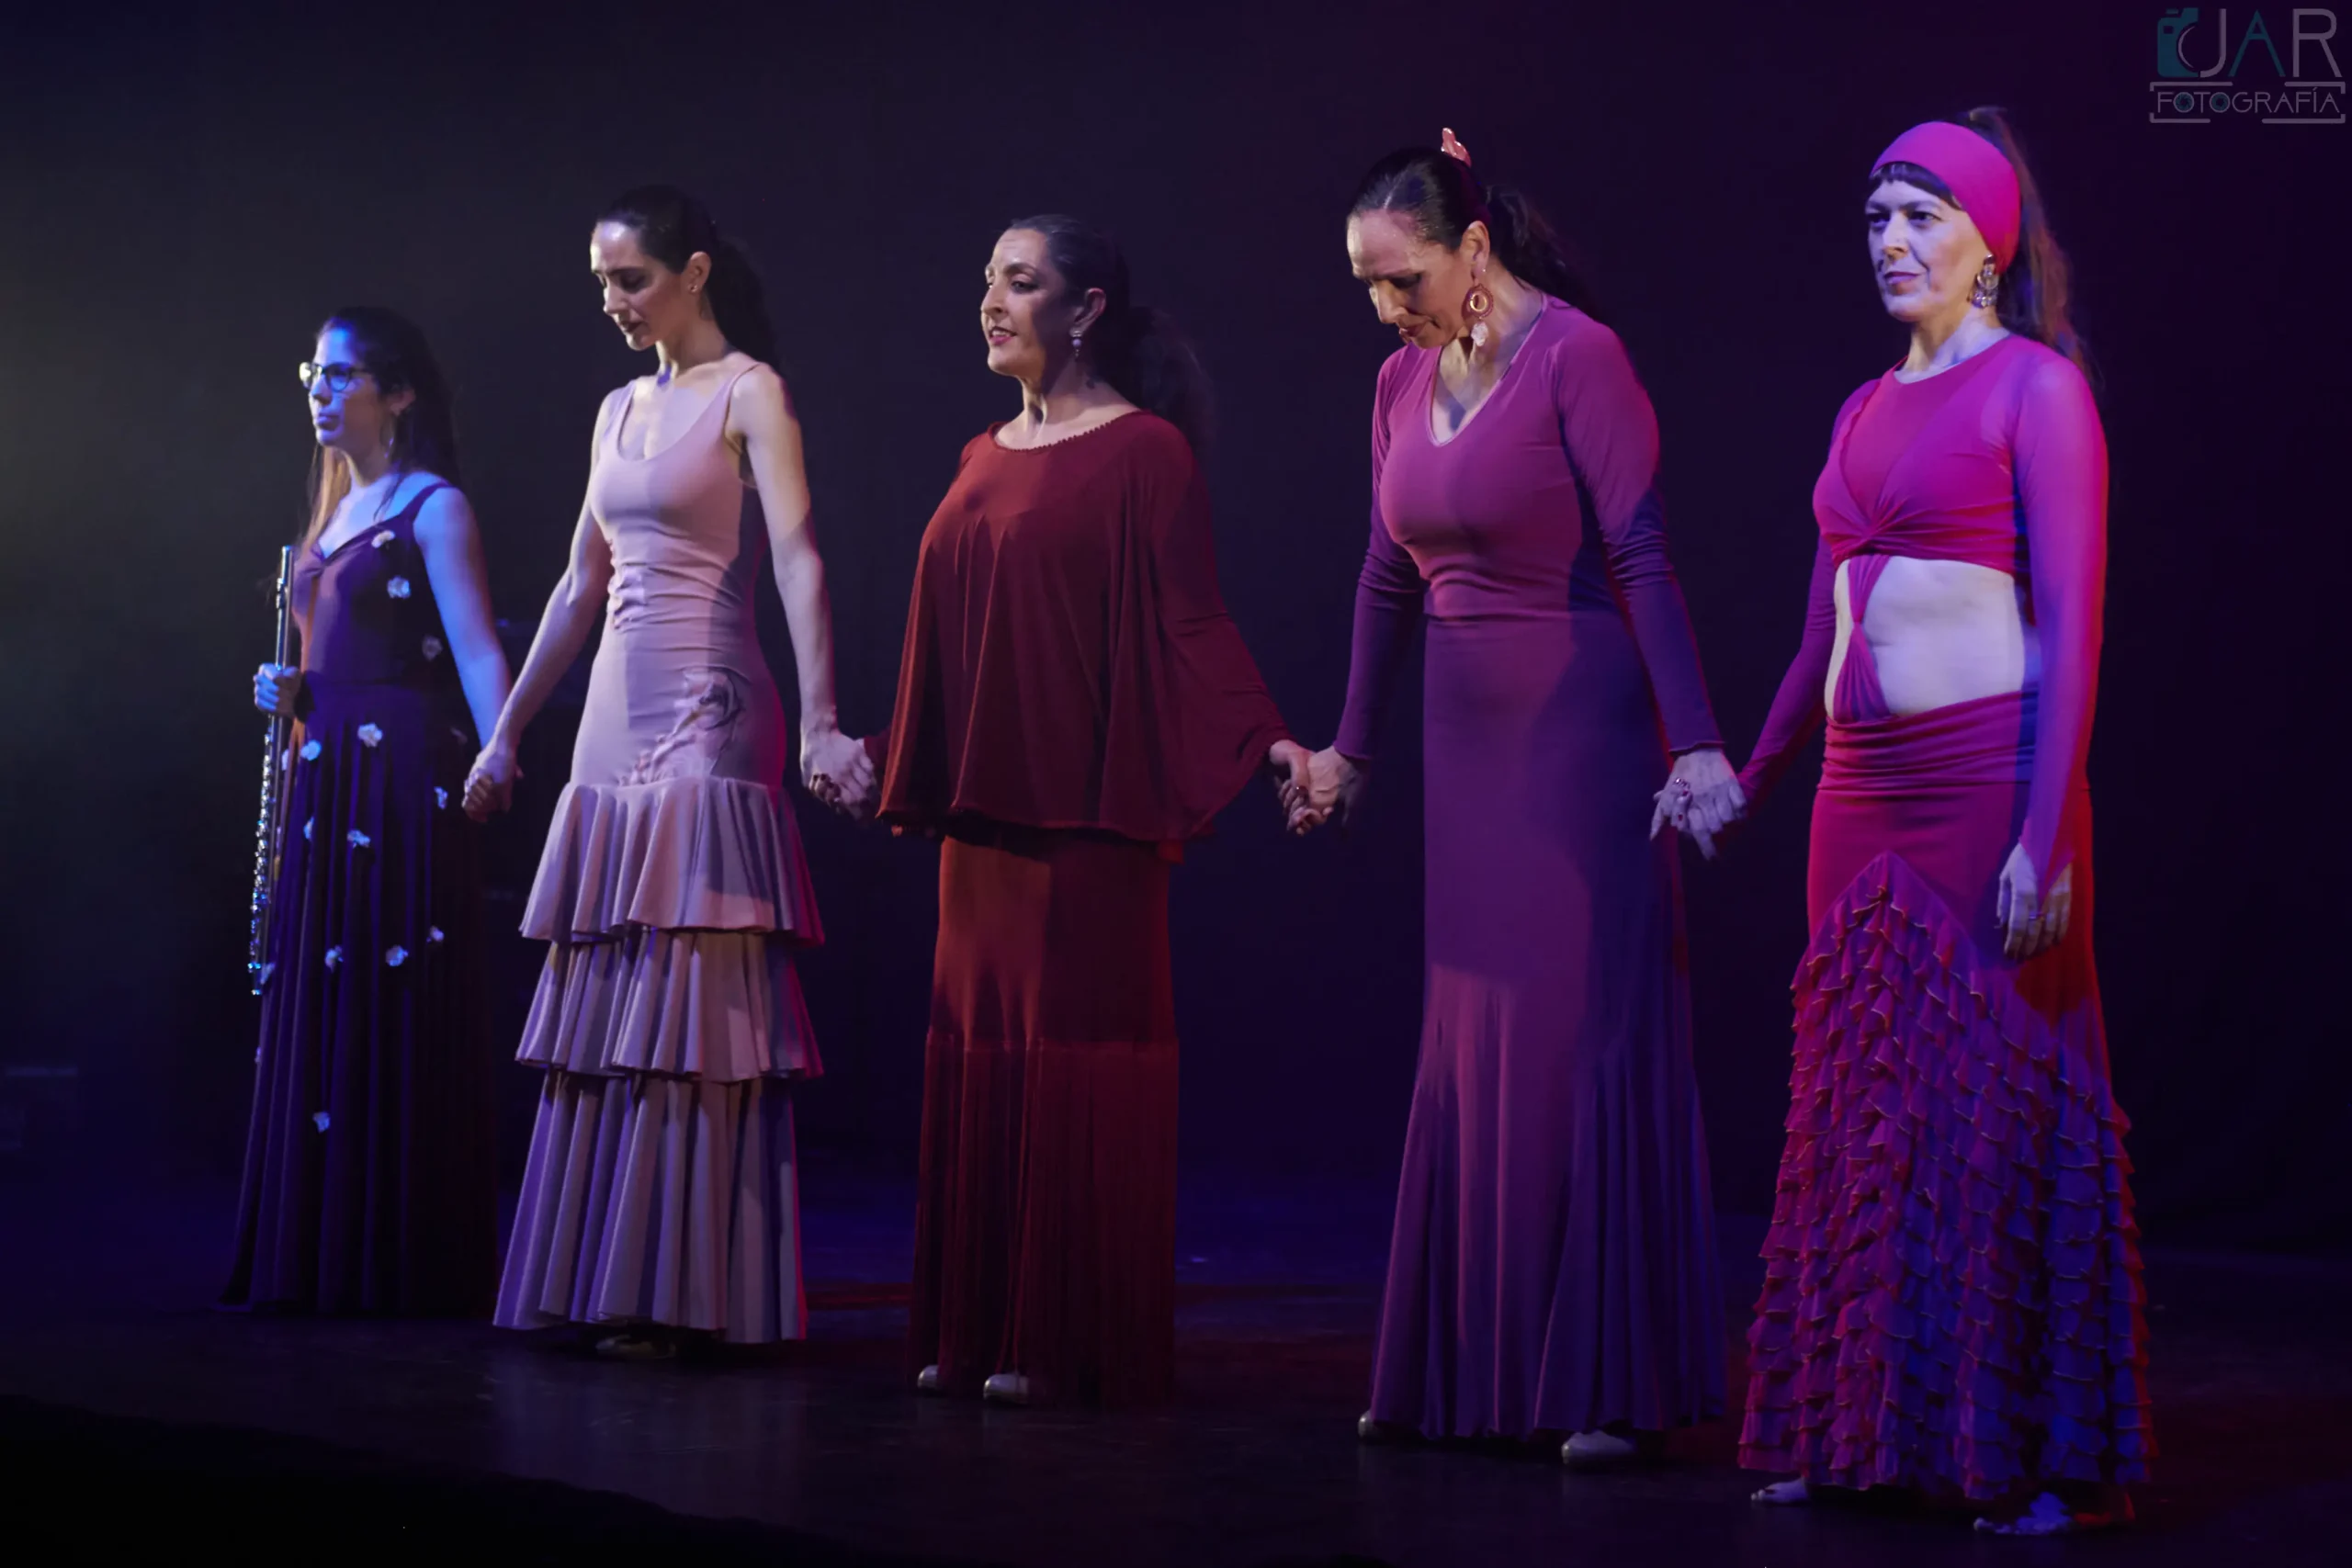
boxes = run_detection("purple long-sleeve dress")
[1339,299,1726,1438]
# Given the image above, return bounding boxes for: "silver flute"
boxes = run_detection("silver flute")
[248,546,296,994]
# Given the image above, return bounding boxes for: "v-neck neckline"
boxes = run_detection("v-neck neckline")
[611,355,742,464]
[315,477,425,559]
[1425,298,1552,448]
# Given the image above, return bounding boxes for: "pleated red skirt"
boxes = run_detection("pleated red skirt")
[910,827,1179,1406]
[1739,692,2154,1500]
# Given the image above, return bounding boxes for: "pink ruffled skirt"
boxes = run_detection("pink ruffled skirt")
[494,773,821,1342]
[1738,692,2153,1499]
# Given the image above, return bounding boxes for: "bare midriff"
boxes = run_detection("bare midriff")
[1829,555,2040,717]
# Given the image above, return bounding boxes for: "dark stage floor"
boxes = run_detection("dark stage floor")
[3,1158,2347,1567]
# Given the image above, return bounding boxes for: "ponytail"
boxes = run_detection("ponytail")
[1012,213,1216,456]
[1351,146,1605,322]
[599,186,780,367]
[1485,187,1603,320]
[1962,107,2086,375]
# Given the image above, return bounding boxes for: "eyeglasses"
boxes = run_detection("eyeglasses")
[298,361,368,394]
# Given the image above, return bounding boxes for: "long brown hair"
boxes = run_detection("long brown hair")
[301,307,463,547]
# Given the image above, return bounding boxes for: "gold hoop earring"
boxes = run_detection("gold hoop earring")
[1970,254,2001,310]
[1464,278,1494,350]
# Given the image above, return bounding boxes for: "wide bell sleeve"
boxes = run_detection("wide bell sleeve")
[1101,425,1290,839]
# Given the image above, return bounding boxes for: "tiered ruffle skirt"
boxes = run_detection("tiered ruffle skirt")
[494,775,821,1342]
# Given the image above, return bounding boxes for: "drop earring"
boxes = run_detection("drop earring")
[1970,254,2001,310]
[1464,276,1494,351]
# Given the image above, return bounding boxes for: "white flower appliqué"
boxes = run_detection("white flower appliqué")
[422,635,444,660]
[324,946,344,969]
[435,787,449,810]
[279,747,291,772]
[347,829,372,850]
[371,529,396,549]
[387,576,412,600]
[385,945,409,967]
[313,1111,332,1132]
[357,723,384,749]
[302,818,313,841]
[426,927,445,945]
[300,739,322,761]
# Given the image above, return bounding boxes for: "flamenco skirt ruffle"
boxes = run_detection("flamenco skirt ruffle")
[1737,694,2154,1500]
[493,775,820,1343]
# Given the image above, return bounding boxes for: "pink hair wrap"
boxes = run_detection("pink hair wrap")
[1872,121,2020,272]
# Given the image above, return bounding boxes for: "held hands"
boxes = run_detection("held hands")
[802,722,877,818]
[462,739,521,824]
[254,663,303,717]
[1996,845,2074,962]
[1650,746,1747,861]
[1279,744,1365,835]
[1266,740,1317,829]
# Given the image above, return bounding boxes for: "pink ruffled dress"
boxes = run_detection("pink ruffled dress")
[1736,334,2153,1498]
[495,355,821,1343]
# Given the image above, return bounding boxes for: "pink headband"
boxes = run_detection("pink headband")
[1872,121,2020,272]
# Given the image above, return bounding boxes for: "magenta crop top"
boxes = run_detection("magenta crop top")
[1739,333,2109,884]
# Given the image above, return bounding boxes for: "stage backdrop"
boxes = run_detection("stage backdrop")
[2,0,2344,1249]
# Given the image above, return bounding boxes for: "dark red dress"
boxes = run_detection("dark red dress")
[226,481,497,1314]
[876,412,1288,1404]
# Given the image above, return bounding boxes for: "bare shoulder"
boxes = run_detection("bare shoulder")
[724,357,794,433]
[591,383,633,448]
[412,477,477,546]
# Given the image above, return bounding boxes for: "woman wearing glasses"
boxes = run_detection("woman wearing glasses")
[227,307,514,1315]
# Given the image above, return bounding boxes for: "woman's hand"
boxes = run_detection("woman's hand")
[1651,746,1747,861]
[254,663,303,718]
[802,722,876,818]
[1997,844,2073,961]
[463,739,521,823]
[1266,739,1317,829]
[1282,745,1366,835]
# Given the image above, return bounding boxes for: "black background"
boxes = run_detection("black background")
[2,0,2344,1248]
